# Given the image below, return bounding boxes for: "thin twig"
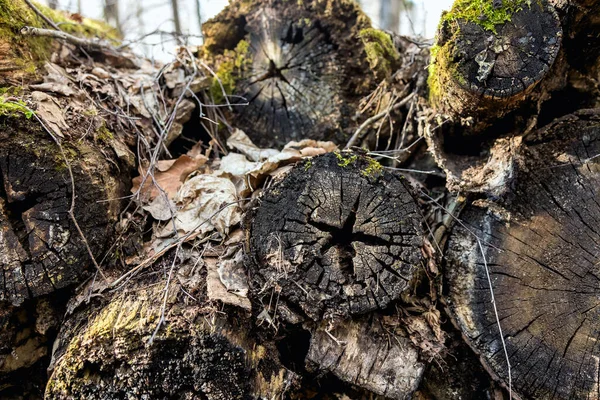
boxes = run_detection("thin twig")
[30,112,109,282]
[345,92,416,149]
[21,26,114,52]
[23,0,61,31]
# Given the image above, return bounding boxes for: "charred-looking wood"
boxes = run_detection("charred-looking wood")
[245,152,424,321]
[446,110,600,399]
[202,0,382,149]
[46,285,295,399]
[306,314,425,399]
[429,0,561,131]
[0,118,126,306]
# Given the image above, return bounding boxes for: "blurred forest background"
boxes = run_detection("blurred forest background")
[37,0,452,61]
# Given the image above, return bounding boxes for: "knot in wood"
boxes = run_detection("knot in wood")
[246,152,423,320]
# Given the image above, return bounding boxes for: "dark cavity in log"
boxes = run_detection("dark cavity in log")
[202,0,376,148]
[246,152,424,320]
[446,110,600,399]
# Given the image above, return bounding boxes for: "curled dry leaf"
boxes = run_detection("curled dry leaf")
[157,174,241,237]
[31,91,68,138]
[227,129,279,161]
[217,247,249,297]
[29,63,77,97]
[131,154,208,201]
[206,257,251,310]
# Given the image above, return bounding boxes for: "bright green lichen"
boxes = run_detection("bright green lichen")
[443,0,529,33]
[0,97,34,118]
[96,122,114,142]
[359,28,400,78]
[210,39,251,103]
[335,151,358,167]
[304,159,313,171]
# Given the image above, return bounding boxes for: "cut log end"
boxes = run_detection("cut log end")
[446,111,600,399]
[246,152,424,321]
[0,118,125,306]
[429,0,562,127]
[202,0,376,148]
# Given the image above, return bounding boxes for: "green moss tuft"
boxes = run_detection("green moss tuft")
[210,39,251,103]
[443,0,529,33]
[359,28,399,77]
[0,97,34,118]
[335,151,358,168]
[362,157,383,177]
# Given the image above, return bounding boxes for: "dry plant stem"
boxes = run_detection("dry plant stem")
[31,113,109,283]
[345,92,416,149]
[20,26,115,52]
[419,190,512,399]
[23,0,61,30]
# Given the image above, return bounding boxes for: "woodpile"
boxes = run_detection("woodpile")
[1,0,600,399]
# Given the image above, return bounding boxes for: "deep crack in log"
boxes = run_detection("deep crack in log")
[446,110,600,399]
[246,152,424,321]
[202,0,380,148]
[0,118,127,306]
[429,0,562,131]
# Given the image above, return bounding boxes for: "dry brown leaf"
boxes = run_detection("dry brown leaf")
[31,91,68,138]
[206,257,251,310]
[131,154,207,201]
[227,129,278,161]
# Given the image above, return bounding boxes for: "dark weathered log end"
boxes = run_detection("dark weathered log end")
[0,117,128,306]
[201,0,385,148]
[446,110,600,399]
[429,0,562,130]
[245,152,424,321]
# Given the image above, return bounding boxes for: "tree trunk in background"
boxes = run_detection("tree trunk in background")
[171,0,182,37]
[103,0,121,34]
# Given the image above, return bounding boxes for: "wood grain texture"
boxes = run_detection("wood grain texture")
[446,110,600,399]
[246,152,424,321]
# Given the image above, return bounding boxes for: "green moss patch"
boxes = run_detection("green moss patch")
[359,28,400,78]
[0,97,34,118]
[209,39,251,103]
[443,0,529,33]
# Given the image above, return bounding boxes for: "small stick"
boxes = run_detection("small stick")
[21,26,114,52]
[345,92,416,149]
[23,0,61,31]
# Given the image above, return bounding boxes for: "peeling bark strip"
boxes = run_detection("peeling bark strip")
[306,315,425,399]
[0,119,125,306]
[246,152,423,320]
[429,0,561,129]
[202,0,377,148]
[446,110,600,399]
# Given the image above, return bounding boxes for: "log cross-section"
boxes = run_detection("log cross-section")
[246,152,424,320]
[429,0,562,130]
[446,110,600,399]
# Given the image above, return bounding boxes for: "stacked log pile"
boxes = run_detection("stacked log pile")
[1,0,600,399]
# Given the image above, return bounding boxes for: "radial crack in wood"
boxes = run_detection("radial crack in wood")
[429,0,562,131]
[246,152,424,321]
[446,110,600,399]
[201,0,381,148]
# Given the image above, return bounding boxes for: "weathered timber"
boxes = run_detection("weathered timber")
[0,117,128,306]
[429,0,562,131]
[201,0,391,148]
[446,109,600,399]
[306,314,425,399]
[46,280,295,400]
[245,152,424,321]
